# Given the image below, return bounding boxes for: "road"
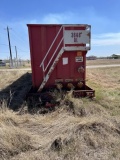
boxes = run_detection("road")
[86,64,120,68]
[0,64,120,71]
[0,68,31,71]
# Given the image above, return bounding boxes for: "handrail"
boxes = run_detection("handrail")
[40,26,63,67]
[44,37,63,72]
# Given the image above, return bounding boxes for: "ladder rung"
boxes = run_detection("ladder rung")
[38,47,64,92]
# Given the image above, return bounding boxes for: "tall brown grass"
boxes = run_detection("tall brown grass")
[0,67,120,160]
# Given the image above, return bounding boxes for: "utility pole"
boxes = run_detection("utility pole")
[7,26,13,67]
[15,46,17,59]
[15,46,18,67]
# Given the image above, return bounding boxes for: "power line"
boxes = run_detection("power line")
[17,47,29,52]
[0,43,29,53]
[0,52,15,54]
[12,27,28,37]
[11,29,28,44]
[0,43,10,46]
[0,25,29,51]
[0,32,7,36]
[10,31,27,46]
[8,30,30,52]
[0,43,15,47]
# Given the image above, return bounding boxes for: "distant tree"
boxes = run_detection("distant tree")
[111,54,119,59]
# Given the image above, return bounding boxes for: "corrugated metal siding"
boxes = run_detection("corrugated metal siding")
[27,24,88,89]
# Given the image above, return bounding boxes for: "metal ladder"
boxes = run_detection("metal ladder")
[38,26,64,92]
[38,47,64,91]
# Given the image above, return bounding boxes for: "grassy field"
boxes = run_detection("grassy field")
[86,58,120,65]
[0,67,120,160]
[0,59,120,69]
[87,67,120,116]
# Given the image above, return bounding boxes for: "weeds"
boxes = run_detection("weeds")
[0,67,120,160]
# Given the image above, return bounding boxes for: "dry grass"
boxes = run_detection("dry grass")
[87,58,120,66]
[0,67,120,160]
[0,71,31,110]
[87,67,120,116]
[0,104,39,160]
[0,71,31,90]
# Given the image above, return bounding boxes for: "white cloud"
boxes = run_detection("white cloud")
[37,12,74,24]
[92,32,120,46]
[41,13,65,24]
[30,12,75,24]
[0,12,120,59]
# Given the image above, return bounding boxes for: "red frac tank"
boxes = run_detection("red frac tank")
[27,24,91,92]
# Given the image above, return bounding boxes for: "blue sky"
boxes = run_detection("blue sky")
[0,0,120,59]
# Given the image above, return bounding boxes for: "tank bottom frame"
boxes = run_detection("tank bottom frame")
[26,85,95,108]
[73,85,95,98]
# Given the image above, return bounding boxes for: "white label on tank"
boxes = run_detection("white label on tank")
[75,56,83,62]
[63,57,68,65]
[64,30,90,44]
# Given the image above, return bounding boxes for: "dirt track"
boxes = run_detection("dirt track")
[0,68,31,71]
[87,64,120,68]
[0,64,120,71]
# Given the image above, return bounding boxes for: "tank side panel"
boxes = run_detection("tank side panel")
[46,51,87,87]
[27,25,62,88]
[28,26,46,88]
[28,26,36,87]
